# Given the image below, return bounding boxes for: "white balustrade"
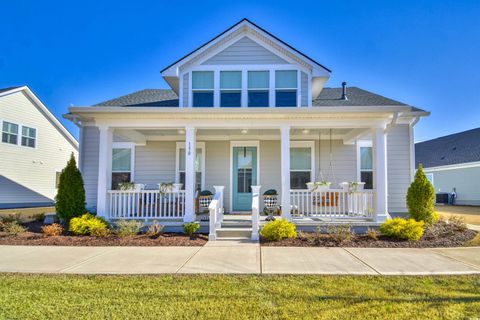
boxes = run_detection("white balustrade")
[251,186,261,241]
[290,189,375,219]
[108,190,185,219]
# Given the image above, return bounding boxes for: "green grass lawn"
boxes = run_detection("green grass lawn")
[0,274,479,320]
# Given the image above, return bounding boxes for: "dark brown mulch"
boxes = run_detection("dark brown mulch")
[261,221,478,248]
[0,221,207,247]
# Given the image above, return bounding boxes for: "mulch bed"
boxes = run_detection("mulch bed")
[0,221,207,247]
[261,221,478,248]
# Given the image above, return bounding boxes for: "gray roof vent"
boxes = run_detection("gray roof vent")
[341,82,348,100]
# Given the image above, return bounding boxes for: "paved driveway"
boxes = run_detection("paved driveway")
[1,243,479,275]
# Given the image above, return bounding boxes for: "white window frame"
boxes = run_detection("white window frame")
[112,142,136,185]
[357,140,373,186]
[1,120,20,146]
[290,141,315,190]
[20,125,37,149]
[184,64,306,108]
[247,70,270,108]
[275,70,298,107]
[176,141,206,190]
[54,169,62,191]
[191,71,215,108]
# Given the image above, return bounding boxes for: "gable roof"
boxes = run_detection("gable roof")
[161,18,331,74]
[415,127,480,168]
[94,86,423,110]
[0,86,78,149]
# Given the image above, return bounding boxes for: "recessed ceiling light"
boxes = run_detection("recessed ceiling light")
[178,129,185,134]
[302,129,310,134]
[241,129,248,134]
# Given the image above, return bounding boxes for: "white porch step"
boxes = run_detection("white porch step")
[216,227,252,239]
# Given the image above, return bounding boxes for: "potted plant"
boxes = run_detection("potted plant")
[198,190,213,210]
[159,182,175,195]
[263,189,278,220]
[307,181,331,192]
[340,182,365,194]
[118,182,135,191]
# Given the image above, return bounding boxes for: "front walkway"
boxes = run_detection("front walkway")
[1,244,479,275]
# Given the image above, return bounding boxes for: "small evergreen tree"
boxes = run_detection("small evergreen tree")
[55,153,86,222]
[407,164,438,224]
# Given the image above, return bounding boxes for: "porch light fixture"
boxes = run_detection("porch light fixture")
[178,129,185,134]
[302,129,310,134]
[241,129,248,134]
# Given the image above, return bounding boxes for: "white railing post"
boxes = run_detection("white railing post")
[208,192,222,241]
[251,185,261,241]
[213,185,225,225]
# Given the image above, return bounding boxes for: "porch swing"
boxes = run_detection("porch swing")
[308,129,339,207]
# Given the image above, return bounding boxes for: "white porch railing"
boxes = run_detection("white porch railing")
[108,190,185,219]
[208,186,225,241]
[290,189,375,219]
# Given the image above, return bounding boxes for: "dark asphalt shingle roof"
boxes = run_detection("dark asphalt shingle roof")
[95,86,423,110]
[0,86,21,94]
[415,128,480,168]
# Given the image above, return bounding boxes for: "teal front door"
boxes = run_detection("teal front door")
[232,146,257,211]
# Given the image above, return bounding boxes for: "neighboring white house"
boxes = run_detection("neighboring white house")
[416,128,480,206]
[0,86,79,209]
[65,19,429,239]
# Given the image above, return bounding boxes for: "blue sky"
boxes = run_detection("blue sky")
[1,0,479,142]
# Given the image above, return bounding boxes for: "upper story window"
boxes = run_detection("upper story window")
[192,71,214,107]
[248,71,269,107]
[275,70,297,107]
[21,126,36,148]
[220,71,242,107]
[2,121,19,145]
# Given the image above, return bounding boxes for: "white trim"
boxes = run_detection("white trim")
[422,161,480,172]
[20,124,38,149]
[0,86,78,149]
[357,140,373,185]
[229,140,260,213]
[112,142,136,182]
[175,141,206,190]
[290,141,315,186]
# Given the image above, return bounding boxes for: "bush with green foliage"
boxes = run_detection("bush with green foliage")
[260,218,297,241]
[380,218,424,241]
[55,154,86,222]
[183,222,200,238]
[114,220,143,237]
[407,164,438,224]
[69,213,109,236]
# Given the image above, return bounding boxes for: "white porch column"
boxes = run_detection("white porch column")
[97,125,113,219]
[184,125,196,222]
[280,126,292,220]
[373,127,388,222]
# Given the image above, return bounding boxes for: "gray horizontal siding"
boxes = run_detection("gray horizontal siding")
[80,126,100,210]
[134,141,176,188]
[301,71,308,106]
[202,36,288,65]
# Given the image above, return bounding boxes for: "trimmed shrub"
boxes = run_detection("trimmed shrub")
[55,153,86,222]
[42,223,64,236]
[183,222,200,238]
[114,220,143,237]
[380,218,424,241]
[69,213,109,236]
[260,219,297,241]
[0,221,27,235]
[407,164,438,224]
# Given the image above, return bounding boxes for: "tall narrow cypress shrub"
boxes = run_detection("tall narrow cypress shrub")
[406,164,438,224]
[55,153,86,222]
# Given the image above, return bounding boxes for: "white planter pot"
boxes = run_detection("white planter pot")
[173,183,183,193]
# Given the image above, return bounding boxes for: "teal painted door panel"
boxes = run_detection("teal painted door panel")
[232,147,257,211]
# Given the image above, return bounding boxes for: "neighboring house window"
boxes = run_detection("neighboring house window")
[248,71,269,107]
[290,142,314,189]
[220,71,242,107]
[2,121,19,145]
[55,171,61,189]
[111,147,133,190]
[359,145,373,189]
[275,70,297,107]
[192,71,214,107]
[21,126,36,148]
[425,173,434,186]
[176,142,205,192]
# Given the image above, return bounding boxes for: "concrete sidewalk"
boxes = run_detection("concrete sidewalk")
[0,243,479,275]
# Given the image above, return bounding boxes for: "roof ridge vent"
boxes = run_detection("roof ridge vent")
[341,82,348,100]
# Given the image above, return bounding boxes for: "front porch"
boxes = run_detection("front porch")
[93,123,390,239]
